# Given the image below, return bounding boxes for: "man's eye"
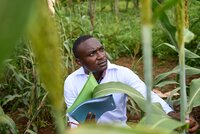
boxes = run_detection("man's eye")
[99,47,104,52]
[89,52,95,57]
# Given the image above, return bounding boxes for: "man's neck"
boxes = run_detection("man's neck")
[93,72,103,81]
[84,69,106,83]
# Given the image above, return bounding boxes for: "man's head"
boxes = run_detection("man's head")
[73,35,107,74]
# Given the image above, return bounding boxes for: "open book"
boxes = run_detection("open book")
[67,73,116,123]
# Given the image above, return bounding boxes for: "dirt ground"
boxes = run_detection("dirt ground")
[10,56,200,133]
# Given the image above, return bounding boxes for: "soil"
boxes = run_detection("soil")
[114,56,178,80]
[8,56,200,133]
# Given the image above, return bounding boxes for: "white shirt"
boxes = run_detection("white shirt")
[64,61,173,127]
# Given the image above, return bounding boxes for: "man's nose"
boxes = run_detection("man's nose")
[96,51,104,59]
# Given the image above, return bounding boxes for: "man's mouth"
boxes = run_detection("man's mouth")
[98,60,107,67]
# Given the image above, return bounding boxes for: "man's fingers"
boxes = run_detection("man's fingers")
[188,117,199,133]
[90,113,96,121]
[188,123,199,133]
[86,112,96,122]
[86,112,92,119]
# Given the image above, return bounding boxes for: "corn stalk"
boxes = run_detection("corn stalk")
[175,0,188,133]
[88,0,95,31]
[27,1,65,134]
[140,0,153,124]
[184,0,189,28]
[114,0,119,20]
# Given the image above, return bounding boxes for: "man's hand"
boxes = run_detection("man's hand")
[168,111,199,133]
[85,112,96,123]
[188,116,199,134]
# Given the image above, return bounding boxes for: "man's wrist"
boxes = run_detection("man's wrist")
[167,111,180,121]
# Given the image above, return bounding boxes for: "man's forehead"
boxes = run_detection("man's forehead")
[82,37,100,44]
[78,38,102,50]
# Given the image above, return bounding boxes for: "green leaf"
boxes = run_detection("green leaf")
[160,43,200,59]
[184,29,195,43]
[185,65,200,75]
[25,129,37,134]
[153,0,179,23]
[154,80,179,88]
[155,65,200,84]
[188,78,200,113]
[154,2,195,47]
[138,114,184,132]
[0,0,35,69]
[66,124,175,134]
[2,94,22,106]
[28,2,65,133]
[0,107,5,115]
[166,87,180,108]
[18,73,33,85]
[0,107,18,134]
[93,82,166,116]
[152,0,177,46]
[67,73,98,113]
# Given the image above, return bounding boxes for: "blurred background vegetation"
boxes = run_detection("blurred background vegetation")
[0,0,200,133]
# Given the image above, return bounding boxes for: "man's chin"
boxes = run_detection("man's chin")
[99,66,107,72]
[92,67,107,74]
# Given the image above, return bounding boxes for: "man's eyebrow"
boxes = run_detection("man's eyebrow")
[87,49,97,54]
[87,45,104,53]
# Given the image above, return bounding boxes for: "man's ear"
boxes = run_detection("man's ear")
[75,58,82,66]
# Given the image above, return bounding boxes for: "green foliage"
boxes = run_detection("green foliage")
[0,0,52,132]
[97,12,141,59]
[66,124,176,134]
[155,65,200,85]
[0,106,18,134]
[152,23,177,59]
[151,0,200,62]
[153,42,200,89]
[139,114,184,132]
[188,78,200,113]
[0,0,65,133]
[55,1,142,60]
[153,42,200,115]
[0,41,51,132]
[27,1,65,133]
[152,0,177,47]
[0,0,200,133]
[189,0,200,36]
[161,43,200,59]
[0,0,35,70]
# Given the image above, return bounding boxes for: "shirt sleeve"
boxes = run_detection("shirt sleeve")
[64,77,79,128]
[121,68,173,114]
[64,78,76,108]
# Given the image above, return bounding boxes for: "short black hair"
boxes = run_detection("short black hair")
[73,35,93,58]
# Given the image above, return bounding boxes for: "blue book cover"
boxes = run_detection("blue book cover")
[68,94,116,123]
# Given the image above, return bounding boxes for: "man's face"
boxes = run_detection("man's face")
[76,38,107,74]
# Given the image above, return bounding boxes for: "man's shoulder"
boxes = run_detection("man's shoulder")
[108,63,138,78]
[65,68,84,81]
[109,63,131,72]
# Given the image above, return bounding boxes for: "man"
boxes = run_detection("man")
[64,35,199,132]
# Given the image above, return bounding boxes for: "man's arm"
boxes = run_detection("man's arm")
[123,68,173,113]
[64,78,80,128]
